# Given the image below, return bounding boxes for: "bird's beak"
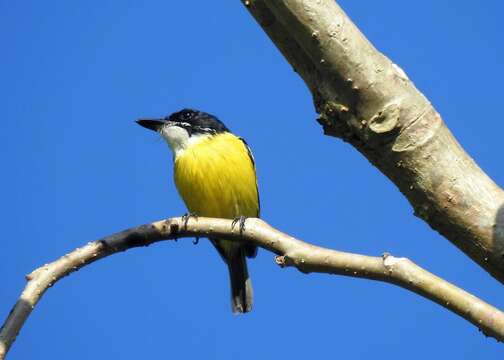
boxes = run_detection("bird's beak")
[136,119,166,132]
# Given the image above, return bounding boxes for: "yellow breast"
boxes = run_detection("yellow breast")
[173,132,259,219]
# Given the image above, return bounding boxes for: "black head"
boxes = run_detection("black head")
[167,109,229,134]
[137,108,229,135]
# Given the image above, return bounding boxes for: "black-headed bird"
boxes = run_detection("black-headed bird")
[137,109,259,313]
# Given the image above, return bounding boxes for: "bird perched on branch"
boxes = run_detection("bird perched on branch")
[137,109,259,313]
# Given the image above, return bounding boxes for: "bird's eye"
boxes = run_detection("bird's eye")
[182,111,193,120]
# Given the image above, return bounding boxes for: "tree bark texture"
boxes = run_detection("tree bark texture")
[1,217,504,359]
[241,0,504,283]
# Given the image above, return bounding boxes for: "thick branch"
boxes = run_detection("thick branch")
[241,0,504,282]
[1,217,504,359]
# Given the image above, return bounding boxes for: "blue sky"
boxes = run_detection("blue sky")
[1,1,503,358]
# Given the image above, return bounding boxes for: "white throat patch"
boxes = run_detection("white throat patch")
[159,125,207,155]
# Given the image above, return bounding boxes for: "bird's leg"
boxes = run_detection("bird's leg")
[181,212,198,229]
[181,213,200,244]
[231,216,247,234]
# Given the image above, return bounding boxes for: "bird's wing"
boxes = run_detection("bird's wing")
[238,137,260,259]
[239,137,260,217]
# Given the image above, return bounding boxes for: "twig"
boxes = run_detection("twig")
[1,217,503,359]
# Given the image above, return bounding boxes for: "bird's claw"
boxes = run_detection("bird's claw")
[231,216,247,234]
[182,212,198,229]
[192,237,200,245]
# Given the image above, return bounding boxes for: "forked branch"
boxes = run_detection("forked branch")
[1,217,503,359]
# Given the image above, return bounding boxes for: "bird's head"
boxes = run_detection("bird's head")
[137,108,229,154]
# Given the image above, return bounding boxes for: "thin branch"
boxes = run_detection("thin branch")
[1,217,503,359]
[241,0,504,282]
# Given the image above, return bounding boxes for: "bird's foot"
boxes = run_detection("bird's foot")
[231,216,247,234]
[192,237,200,245]
[181,212,198,229]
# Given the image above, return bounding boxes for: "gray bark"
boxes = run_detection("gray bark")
[242,0,504,283]
[2,217,504,359]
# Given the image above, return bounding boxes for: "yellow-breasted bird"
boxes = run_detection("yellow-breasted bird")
[137,108,259,314]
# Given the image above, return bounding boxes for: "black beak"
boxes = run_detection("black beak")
[136,119,166,132]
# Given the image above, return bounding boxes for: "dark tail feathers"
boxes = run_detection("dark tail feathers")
[227,250,253,314]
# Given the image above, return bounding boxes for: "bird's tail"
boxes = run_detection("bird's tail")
[227,249,253,314]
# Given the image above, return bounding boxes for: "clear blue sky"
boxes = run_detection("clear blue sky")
[1,1,503,358]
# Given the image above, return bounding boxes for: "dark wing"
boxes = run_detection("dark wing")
[239,137,260,217]
[239,137,260,259]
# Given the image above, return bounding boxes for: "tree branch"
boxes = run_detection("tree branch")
[1,217,504,359]
[241,0,504,283]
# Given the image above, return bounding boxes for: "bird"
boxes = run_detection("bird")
[136,108,259,314]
